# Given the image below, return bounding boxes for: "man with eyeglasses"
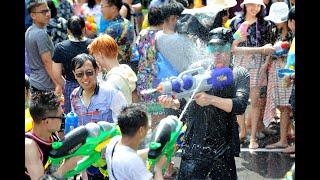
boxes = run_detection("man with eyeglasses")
[25,91,82,180]
[25,0,63,96]
[70,53,128,180]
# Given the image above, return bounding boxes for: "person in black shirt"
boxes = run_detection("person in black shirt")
[158,27,250,180]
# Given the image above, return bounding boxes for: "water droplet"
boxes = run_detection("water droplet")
[140,88,157,95]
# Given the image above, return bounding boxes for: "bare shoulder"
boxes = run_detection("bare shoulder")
[25,137,37,151]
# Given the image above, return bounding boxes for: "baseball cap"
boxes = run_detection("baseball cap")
[264,2,289,23]
[240,0,266,8]
[208,27,233,45]
[281,5,295,21]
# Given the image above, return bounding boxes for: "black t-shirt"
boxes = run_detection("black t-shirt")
[52,38,93,81]
[179,64,250,160]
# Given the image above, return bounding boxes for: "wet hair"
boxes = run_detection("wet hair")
[27,0,47,14]
[29,91,61,124]
[148,5,165,26]
[47,0,57,18]
[211,9,229,29]
[117,103,148,137]
[102,0,123,11]
[71,53,99,71]
[67,15,86,41]
[88,34,118,58]
[162,1,184,21]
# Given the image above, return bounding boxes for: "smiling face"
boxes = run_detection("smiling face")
[73,60,99,91]
[245,3,262,18]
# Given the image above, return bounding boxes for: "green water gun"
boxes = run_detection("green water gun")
[48,121,120,178]
[147,115,183,173]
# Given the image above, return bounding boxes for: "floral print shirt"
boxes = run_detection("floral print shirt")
[136,29,161,102]
[46,16,68,45]
[104,14,134,63]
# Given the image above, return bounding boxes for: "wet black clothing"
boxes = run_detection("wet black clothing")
[176,64,250,179]
[25,132,59,180]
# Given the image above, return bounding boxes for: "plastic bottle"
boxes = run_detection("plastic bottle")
[64,112,79,134]
[233,21,250,40]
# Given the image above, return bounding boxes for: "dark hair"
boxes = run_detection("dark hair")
[148,5,165,26]
[162,1,184,21]
[117,103,148,137]
[29,91,61,124]
[47,0,57,18]
[27,0,47,14]
[288,6,295,21]
[103,0,123,11]
[175,0,189,8]
[243,4,265,21]
[211,9,229,29]
[88,0,97,9]
[71,53,99,71]
[67,15,85,40]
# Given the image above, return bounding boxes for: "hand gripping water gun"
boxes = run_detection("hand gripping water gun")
[233,21,250,40]
[278,38,295,86]
[155,63,234,101]
[273,41,290,56]
[48,121,121,178]
[147,115,183,173]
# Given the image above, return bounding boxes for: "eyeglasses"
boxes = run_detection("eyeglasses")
[75,70,95,78]
[31,9,51,15]
[101,4,113,8]
[42,113,66,121]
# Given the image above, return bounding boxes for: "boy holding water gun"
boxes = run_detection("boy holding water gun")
[105,103,167,180]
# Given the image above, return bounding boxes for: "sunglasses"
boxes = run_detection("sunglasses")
[75,70,95,78]
[42,113,66,121]
[207,44,231,53]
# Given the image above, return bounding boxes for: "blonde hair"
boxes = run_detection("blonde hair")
[88,34,118,58]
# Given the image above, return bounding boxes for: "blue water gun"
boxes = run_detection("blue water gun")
[154,63,234,101]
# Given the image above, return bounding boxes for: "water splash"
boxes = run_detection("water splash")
[140,88,157,95]
[178,62,214,122]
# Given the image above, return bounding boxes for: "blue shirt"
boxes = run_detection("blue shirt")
[70,81,127,125]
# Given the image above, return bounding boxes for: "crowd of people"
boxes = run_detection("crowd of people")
[25,0,295,179]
